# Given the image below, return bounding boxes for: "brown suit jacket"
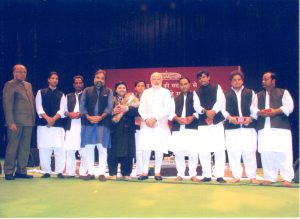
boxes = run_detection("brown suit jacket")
[2,79,36,126]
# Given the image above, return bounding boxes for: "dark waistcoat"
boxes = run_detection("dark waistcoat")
[224,88,256,129]
[172,91,198,131]
[81,86,111,126]
[65,92,82,130]
[195,84,225,126]
[256,87,291,130]
[37,88,64,127]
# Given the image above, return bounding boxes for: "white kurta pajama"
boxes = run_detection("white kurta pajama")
[256,90,294,182]
[36,89,66,174]
[138,86,172,175]
[223,87,258,179]
[169,95,199,178]
[64,92,87,176]
[193,85,226,178]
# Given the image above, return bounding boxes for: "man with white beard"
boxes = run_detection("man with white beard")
[138,72,172,181]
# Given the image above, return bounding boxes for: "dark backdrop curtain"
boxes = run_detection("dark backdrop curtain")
[0,0,298,160]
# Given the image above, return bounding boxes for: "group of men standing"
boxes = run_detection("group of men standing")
[2,64,296,187]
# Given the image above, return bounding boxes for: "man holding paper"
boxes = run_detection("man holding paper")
[222,70,259,184]
[193,71,226,183]
[256,72,294,187]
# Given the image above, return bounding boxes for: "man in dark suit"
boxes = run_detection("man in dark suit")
[2,64,35,180]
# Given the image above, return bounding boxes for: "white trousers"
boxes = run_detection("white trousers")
[261,151,294,182]
[175,151,199,177]
[83,144,107,175]
[199,151,225,178]
[142,150,163,175]
[135,150,143,176]
[227,151,257,179]
[78,148,88,176]
[65,150,84,176]
[39,147,65,174]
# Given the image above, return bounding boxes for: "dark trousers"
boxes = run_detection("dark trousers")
[4,126,33,175]
[107,156,133,176]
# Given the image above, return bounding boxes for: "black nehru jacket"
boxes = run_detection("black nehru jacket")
[37,88,64,127]
[256,87,291,130]
[65,92,82,130]
[172,91,198,131]
[195,83,225,126]
[224,88,256,130]
[81,86,112,126]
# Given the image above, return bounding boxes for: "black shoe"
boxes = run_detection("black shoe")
[98,175,106,182]
[82,174,95,180]
[138,175,149,180]
[14,173,33,179]
[5,174,15,180]
[41,173,51,178]
[154,175,163,181]
[57,173,64,179]
[65,175,75,179]
[216,177,226,183]
[200,177,211,182]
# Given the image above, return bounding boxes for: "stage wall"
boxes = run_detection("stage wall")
[105,66,240,95]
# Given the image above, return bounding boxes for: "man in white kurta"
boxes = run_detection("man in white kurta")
[64,75,87,177]
[36,72,66,178]
[256,72,294,187]
[169,77,199,182]
[222,70,259,184]
[193,71,226,183]
[138,72,172,181]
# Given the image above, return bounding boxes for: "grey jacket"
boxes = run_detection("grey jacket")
[3,79,36,126]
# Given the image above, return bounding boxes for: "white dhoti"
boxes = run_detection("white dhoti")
[197,123,226,178]
[37,126,65,174]
[64,118,81,176]
[258,128,294,182]
[225,128,257,179]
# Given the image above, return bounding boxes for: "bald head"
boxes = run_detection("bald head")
[13,64,27,82]
[150,72,163,88]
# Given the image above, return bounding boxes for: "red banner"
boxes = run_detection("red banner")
[105,66,240,96]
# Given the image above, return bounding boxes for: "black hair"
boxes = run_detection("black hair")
[48,71,59,79]
[73,75,84,83]
[264,71,277,80]
[229,70,245,81]
[134,80,146,87]
[94,69,107,79]
[196,71,210,80]
[178,77,191,84]
[114,81,128,96]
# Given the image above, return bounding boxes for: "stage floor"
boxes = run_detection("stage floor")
[0,161,299,218]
